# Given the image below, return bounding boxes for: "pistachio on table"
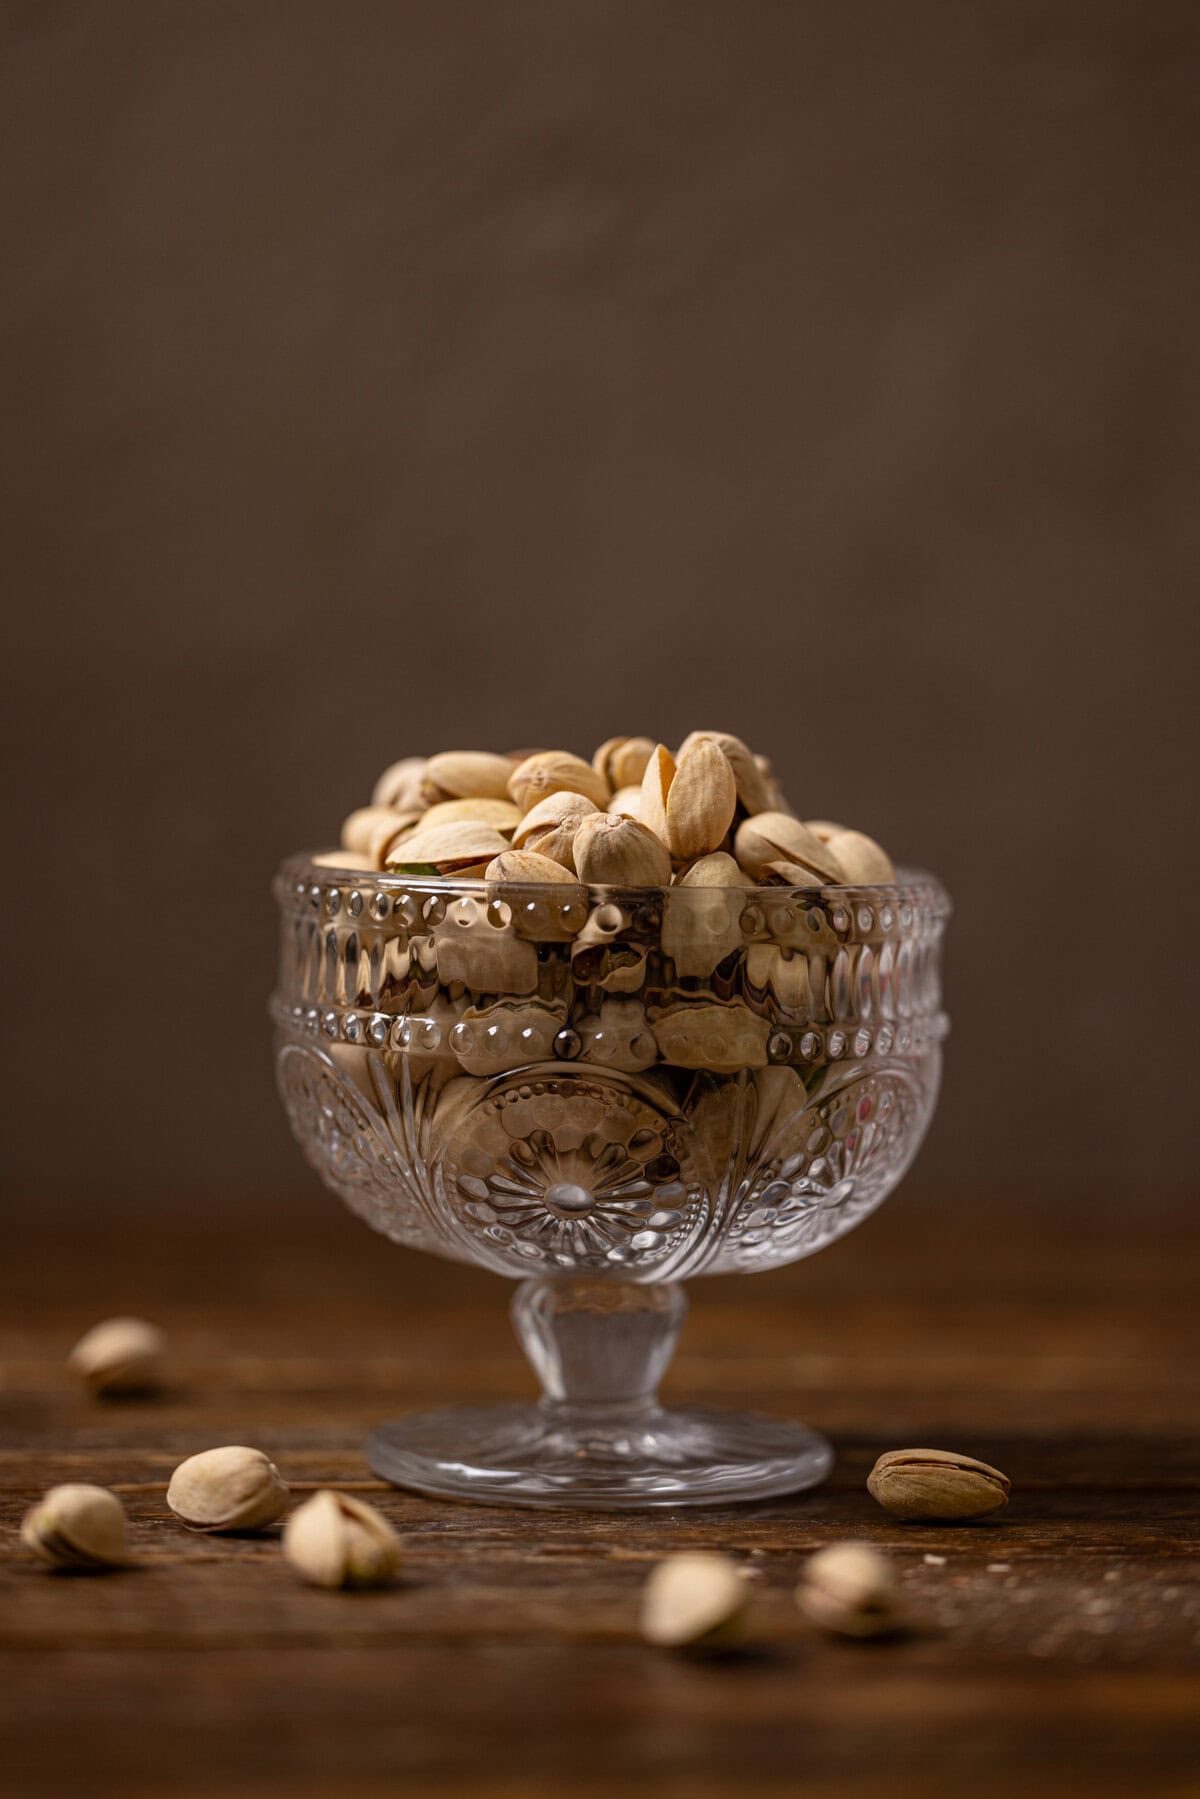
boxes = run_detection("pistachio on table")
[867,1448,1011,1521]
[283,1489,401,1590]
[640,1551,749,1649]
[69,1316,166,1396]
[166,1445,290,1533]
[21,1484,129,1572]
[796,1542,900,1638]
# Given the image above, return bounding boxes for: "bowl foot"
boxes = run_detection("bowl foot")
[366,1404,833,1509]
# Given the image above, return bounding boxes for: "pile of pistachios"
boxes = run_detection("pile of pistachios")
[328,734,896,888]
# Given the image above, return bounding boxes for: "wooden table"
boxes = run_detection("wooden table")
[2,1186,1197,1797]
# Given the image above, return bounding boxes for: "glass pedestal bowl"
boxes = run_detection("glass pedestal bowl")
[272,857,949,1508]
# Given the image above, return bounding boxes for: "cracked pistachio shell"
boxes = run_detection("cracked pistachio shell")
[382,818,511,874]
[676,730,772,816]
[824,829,896,885]
[370,756,427,812]
[572,813,672,887]
[508,750,610,813]
[607,785,643,819]
[662,855,751,978]
[867,1449,1011,1521]
[283,1489,400,1590]
[734,813,845,884]
[805,818,847,844]
[652,1002,770,1072]
[341,806,421,869]
[21,1484,129,1571]
[484,850,580,883]
[759,859,834,888]
[512,791,599,871]
[797,1543,899,1639]
[417,797,522,835]
[167,1446,290,1533]
[593,735,656,789]
[664,739,738,860]
[641,1552,749,1649]
[421,751,516,804]
[743,944,814,1012]
[68,1316,166,1395]
[638,744,676,844]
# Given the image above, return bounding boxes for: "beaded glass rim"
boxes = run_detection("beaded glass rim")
[276,851,951,917]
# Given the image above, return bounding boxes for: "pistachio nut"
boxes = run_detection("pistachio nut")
[283,1489,400,1590]
[664,739,738,861]
[310,850,371,871]
[759,859,832,888]
[607,784,643,819]
[433,897,538,994]
[21,1484,129,1571]
[796,1542,899,1638]
[743,944,814,1014]
[641,1552,749,1649]
[166,1445,290,1533]
[512,790,599,870]
[677,730,772,816]
[370,756,427,813]
[341,805,420,869]
[508,750,610,814]
[68,1316,166,1395]
[383,818,510,876]
[824,829,896,885]
[484,850,581,883]
[637,743,676,845]
[651,1001,770,1072]
[572,813,672,887]
[417,797,522,835]
[662,853,751,977]
[805,818,847,843]
[421,751,516,804]
[593,734,656,789]
[734,813,845,884]
[867,1448,1011,1521]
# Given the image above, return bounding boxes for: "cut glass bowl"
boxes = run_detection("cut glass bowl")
[272,856,949,1508]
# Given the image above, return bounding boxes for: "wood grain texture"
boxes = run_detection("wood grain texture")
[1,1187,1197,1797]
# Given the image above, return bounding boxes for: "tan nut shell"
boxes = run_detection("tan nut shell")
[341,806,420,869]
[422,751,516,804]
[641,1552,748,1648]
[283,1489,400,1590]
[484,850,581,883]
[433,897,538,994]
[166,1445,290,1533]
[664,739,738,860]
[638,744,676,845]
[607,785,643,819]
[734,813,845,884]
[512,791,600,871]
[21,1484,129,1570]
[593,735,656,789]
[508,750,610,813]
[824,829,896,884]
[370,756,428,812]
[417,797,522,835]
[867,1448,1011,1521]
[797,1543,899,1638]
[676,730,772,816]
[572,814,672,887]
[68,1316,166,1395]
[662,854,751,978]
[383,818,511,874]
[652,1002,770,1072]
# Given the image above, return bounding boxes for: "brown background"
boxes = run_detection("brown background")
[2,1,1198,1207]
